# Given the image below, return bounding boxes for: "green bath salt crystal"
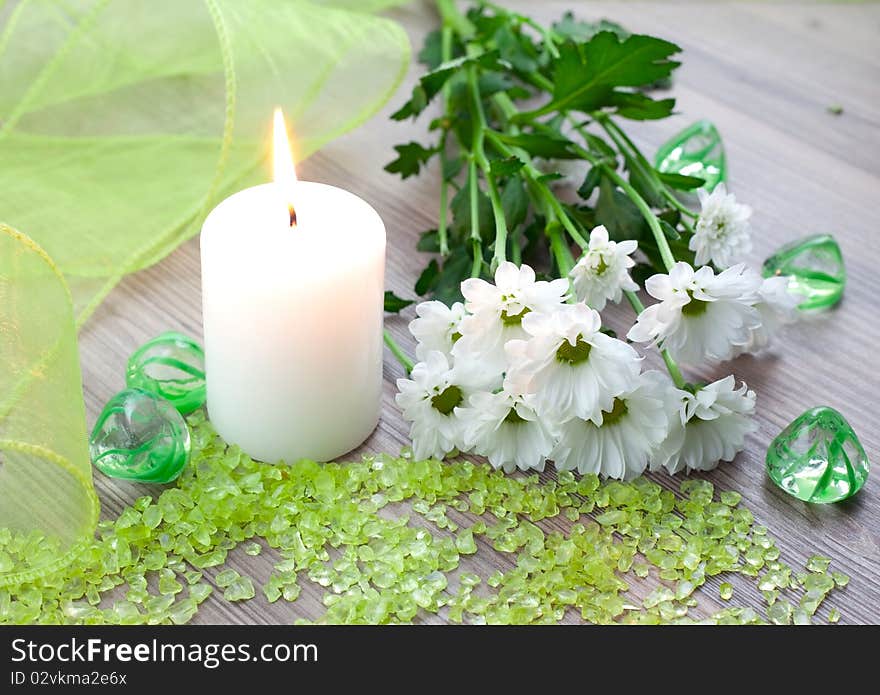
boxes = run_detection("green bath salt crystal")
[762,234,845,311]
[2,414,849,625]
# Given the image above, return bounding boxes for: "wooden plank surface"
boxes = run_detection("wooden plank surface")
[77,1,880,624]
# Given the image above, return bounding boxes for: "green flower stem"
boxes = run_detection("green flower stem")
[482,127,588,252]
[477,0,561,59]
[437,0,589,266]
[548,219,576,277]
[437,0,475,38]
[467,66,509,271]
[437,25,454,257]
[545,192,588,250]
[600,164,676,272]
[661,351,687,390]
[467,158,483,278]
[384,329,415,374]
[599,117,699,224]
[510,232,522,265]
[623,290,686,389]
[663,189,699,222]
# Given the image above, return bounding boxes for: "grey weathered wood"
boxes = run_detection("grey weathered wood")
[77,1,880,624]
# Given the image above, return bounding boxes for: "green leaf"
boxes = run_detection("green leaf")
[607,91,676,121]
[431,249,471,304]
[384,291,415,313]
[442,155,464,181]
[658,171,706,191]
[490,156,525,178]
[538,172,564,184]
[494,131,580,159]
[494,24,539,73]
[418,30,444,69]
[659,219,681,241]
[384,142,437,179]
[582,132,618,161]
[552,13,630,42]
[658,208,682,228]
[595,177,647,241]
[392,51,504,121]
[624,153,664,208]
[478,71,517,98]
[450,171,494,241]
[501,178,529,231]
[521,216,547,264]
[415,259,440,296]
[417,229,441,253]
[578,167,603,199]
[527,33,680,117]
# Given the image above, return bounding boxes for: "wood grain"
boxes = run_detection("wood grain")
[77,1,880,624]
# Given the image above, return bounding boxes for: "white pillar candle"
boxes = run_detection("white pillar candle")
[200,110,385,463]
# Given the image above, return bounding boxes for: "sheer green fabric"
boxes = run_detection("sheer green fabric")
[0,0,411,322]
[0,0,410,584]
[0,225,100,587]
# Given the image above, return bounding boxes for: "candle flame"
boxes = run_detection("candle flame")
[272,107,298,227]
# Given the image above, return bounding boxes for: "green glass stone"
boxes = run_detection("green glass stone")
[126,332,206,414]
[654,119,726,191]
[762,234,845,311]
[90,388,191,483]
[766,406,869,503]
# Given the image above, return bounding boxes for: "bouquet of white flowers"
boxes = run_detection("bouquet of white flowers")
[396,230,798,478]
[387,1,803,479]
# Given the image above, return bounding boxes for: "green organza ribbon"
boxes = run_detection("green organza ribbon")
[0,0,410,585]
[0,225,100,587]
[0,0,410,321]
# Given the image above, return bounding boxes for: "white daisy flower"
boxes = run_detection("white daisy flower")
[409,300,467,360]
[550,370,675,479]
[395,351,488,461]
[735,276,802,355]
[569,225,639,311]
[652,375,757,474]
[458,389,556,473]
[454,261,569,373]
[505,303,641,422]
[691,183,753,268]
[627,262,763,364]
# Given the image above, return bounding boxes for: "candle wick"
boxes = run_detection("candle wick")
[288,203,297,228]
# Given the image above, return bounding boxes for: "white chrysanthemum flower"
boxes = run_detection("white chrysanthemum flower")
[395,351,489,461]
[691,183,753,268]
[627,262,762,364]
[652,375,757,474]
[458,389,556,473]
[550,370,675,479]
[505,303,641,422]
[735,276,802,355]
[409,300,467,360]
[454,262,569,373]
[569,225,639,311]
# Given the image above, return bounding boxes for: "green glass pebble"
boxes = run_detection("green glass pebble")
[89,388,191,483]
[767,406,869,503]
[126,332,206,414]
[762,234,845,311]
[654,119,726,191]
